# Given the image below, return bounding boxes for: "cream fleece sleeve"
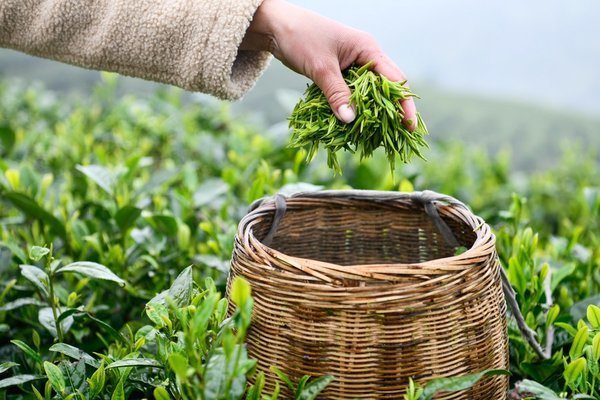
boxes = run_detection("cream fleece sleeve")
[0,0,272,99]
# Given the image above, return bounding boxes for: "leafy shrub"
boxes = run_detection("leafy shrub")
[1,76,599,399]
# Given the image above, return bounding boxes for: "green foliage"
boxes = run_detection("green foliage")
[0,77,599,399]
[289,63,428,174]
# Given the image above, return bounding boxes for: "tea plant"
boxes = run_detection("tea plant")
[1,76,599,399]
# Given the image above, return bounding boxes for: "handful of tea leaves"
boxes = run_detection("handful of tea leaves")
[289,63,428,174]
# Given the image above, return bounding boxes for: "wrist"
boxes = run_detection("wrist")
[240,0,283,53]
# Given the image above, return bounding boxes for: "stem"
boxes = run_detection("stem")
[48,274,64,343]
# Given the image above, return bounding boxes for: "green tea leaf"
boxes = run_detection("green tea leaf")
[545,304,560,329]
[76,164,116,196]
[153,387,171,400]
[231,276,251,307]
[11,339,41,364]
[0,361,19,374]
[555,322,578,337]
[0,297,45,312]
[168,353,188,382]
[420,369,510,400]
[0,374,43,389]
[570,325,589,359]
[298,375,335,400]
[564,357,587,386]
[145,302,169,328]
[270,366,295,393]
[111,376,125,400]
[38,307,74,338]
[28,246,50,262]
[19,264,49,298]
[106,358,162,369]
[115,205,142,232]
[87,362,105,400]
[592,333,600,361]
[515,379,562,399]
[56,261,125,286]
[49,343,100,368]
[149,266,193,308]
[587,304,600,328]
[43,361,66,395]
[4,191,66,238]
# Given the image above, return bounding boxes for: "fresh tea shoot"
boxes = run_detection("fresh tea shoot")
[289,63,429,174]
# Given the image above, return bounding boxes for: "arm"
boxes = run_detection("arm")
[241,0,417,128]
[0,0,271,99]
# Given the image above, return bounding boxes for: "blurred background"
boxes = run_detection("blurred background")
[1,0,598,171]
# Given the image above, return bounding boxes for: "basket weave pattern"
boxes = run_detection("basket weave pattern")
[228,191,508,399]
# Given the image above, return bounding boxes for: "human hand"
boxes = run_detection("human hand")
[241,0,417,130]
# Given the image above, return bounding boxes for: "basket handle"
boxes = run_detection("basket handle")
[250,190,551,360]
[414,193,553,360]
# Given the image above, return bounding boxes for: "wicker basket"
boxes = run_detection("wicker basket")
[227,190,509,399]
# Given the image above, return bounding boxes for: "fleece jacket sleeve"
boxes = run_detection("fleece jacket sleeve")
[0,0,272,99]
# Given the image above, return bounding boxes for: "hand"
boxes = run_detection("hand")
[241,0,417,129]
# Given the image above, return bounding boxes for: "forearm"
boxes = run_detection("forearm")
[0,0,271,99]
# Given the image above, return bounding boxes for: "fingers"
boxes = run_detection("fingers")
[312,65,356,123]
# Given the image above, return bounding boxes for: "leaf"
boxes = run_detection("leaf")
[270,366,295,393]
[231,276,251,307]
[0,374,43,389]
[0,240,27,263]
[203,347,251,400]
[19,264,49,298]
[38,307,74,338]
[0,297,45,312]
[0,362,19,374]
[144,214,179,236]
[545,304,560,329]
[555,322,578,337]
[87,362,105,400]
[420,369,510,400]
[148,266,193,308]
[115,205,141,232]
[564,357,587,386]
[593,333,600,361]
[11,339,42,364]
[4,191,66,238]
[298,375,334,400]
[515,379,563,399]
[153,387,171,400]
[56,261,125,286]
[62,359,87,394]
[44,361,66,395]
[168,353,188,381]
[105,358,162,369]
[111,376,125,400]
[84,312,129,344]
[587,304,600,328]
[0,123,16,154]
[28,246,50,262]
[76,165,116,196]
[145,302,169,328]
[49,343,100,368]
[570,325,589,359]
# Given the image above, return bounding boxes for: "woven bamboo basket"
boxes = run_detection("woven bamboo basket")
[227,190,509,399]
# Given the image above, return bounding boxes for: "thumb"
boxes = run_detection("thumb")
[313,69,355,124]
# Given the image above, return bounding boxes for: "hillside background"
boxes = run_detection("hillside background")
[1,0,598,171]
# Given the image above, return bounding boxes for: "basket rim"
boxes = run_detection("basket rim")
[237,189,496,281]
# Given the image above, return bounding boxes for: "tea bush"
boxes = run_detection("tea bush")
[1,76,599,399]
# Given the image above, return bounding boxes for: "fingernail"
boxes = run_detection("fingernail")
[337,104,356,123]
[404,118,415,130]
